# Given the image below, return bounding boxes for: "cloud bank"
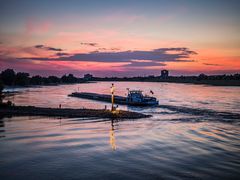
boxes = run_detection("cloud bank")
[0,46,198,76]
[22,47,196,68]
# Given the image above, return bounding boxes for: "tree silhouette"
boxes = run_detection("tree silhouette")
[15,72,30,86]
[48,76,60,84]
[61,74,78,83]
[0,80,4,103]
[30,75,43,85]
[1,69,16,85]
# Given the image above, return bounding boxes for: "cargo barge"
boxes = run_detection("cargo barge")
[69,89,159,106]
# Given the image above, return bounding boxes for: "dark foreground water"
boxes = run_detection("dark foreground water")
[1,82,240,179]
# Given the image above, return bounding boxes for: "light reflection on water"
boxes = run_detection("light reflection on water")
[1,82,240,179]
[0,116,240,179]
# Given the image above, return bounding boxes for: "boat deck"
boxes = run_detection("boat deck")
[69,92,127,104]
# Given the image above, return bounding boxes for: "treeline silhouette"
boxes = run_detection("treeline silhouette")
[0,69,86,87]
[91,73,240,81]
[90,73,240,86]
[0,69,239,89]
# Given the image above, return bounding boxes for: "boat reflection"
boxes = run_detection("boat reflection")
[109,120,116,151]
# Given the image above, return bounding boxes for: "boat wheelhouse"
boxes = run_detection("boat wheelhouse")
[126,90,158,106]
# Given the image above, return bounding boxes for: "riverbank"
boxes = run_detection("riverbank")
[155,79,240,86]
[93,79,240,86]
[0,105,150,119]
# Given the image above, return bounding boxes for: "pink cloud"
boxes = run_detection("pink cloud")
[0,56,130,77]
[0,45,53,59]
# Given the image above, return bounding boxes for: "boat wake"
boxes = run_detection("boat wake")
[154,104,240,123]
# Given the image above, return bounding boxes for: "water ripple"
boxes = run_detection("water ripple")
[0,116,239,179]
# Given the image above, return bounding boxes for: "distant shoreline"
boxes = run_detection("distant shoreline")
[1,68,239,87]
[89,79,239,86]
[2,79,240,90]
[88,75,240,86]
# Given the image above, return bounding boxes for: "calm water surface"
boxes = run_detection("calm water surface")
[1,82,240,179]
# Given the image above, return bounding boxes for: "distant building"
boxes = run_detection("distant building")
[84,74,93,80]
[198,73,207,80]
[161,70,169,78]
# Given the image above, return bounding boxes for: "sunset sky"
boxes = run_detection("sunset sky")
[0,0,239,77]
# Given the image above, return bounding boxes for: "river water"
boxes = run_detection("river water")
[1,82,240,179]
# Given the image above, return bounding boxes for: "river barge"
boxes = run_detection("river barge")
[69,89,158,106]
